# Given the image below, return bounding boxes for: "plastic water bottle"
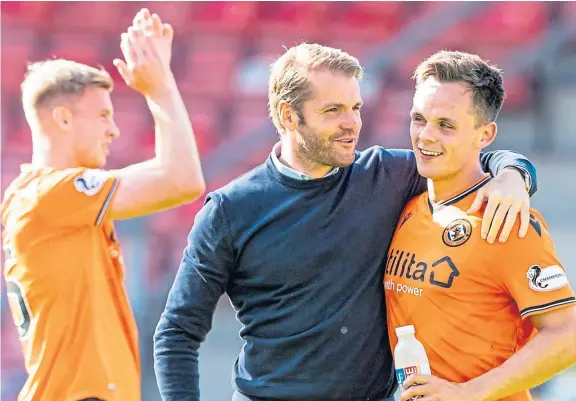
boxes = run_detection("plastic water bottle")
[394,325,431,392]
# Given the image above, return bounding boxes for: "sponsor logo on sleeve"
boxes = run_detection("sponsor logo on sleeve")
[74,170,108,196]
[526,265,568,292]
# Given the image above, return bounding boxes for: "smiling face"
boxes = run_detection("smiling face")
[283,69,363,172]
[410,76,496,182]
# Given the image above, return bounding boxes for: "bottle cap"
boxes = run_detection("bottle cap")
[395,325,415,337]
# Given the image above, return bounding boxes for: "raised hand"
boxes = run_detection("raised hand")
[113,8,175,97]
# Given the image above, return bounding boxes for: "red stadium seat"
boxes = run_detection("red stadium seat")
[5,126,33,156]
[464,2,548,45]
[180,49,239,98]
[1,1,56,28]
[46,33,105,66]
[188,2,258,35]
[324,2,409,42]
[182,94,224,152]
[227,96,269,137]
[1,42,32,89]
[52,2,122,34]
[256,2,329,39]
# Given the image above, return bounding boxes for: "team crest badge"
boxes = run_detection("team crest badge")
[442,219,472,247]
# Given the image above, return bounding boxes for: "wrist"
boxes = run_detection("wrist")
[503,166,531,193]
[461,379,490,401]
[144,72,178,100]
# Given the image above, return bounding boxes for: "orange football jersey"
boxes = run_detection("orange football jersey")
[2,165,140,401]
[385,176,575,401]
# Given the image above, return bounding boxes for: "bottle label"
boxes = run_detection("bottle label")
[395,364,431,386]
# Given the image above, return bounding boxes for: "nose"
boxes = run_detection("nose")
[340,109,361,132]
[418,123,437,143]
[107,120,120,139]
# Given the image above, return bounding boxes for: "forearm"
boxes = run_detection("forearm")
[466,326,576,401]
[145,74,205,194]
[154,316,202,401]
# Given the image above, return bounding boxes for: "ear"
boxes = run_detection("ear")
[52,106,73,132]
[479,121,497,150]
[279,101,299,133]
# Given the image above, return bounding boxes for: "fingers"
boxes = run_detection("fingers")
[498,202,521,243]
[133,8,149,28]
[128,27,152,65]
[466,188,486,215]
[519,202,530,238]
[480,191,500,241]
[402,374,429,390]
[113,59,129,82]
[400,384,431,401]
[162,23,174,39]
[151,13,163,35]
[120,32,136,67]
[486,197,513,244]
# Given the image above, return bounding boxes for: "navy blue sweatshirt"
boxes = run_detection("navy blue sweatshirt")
[153,147,536,401]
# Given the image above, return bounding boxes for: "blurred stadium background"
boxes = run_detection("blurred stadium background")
[1,1,576,400]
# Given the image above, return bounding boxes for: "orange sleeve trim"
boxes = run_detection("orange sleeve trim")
[94,177,120,227]
[520,297,576,318]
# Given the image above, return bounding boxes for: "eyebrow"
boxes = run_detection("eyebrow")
[320,102,364,110]
[411,111,458,125]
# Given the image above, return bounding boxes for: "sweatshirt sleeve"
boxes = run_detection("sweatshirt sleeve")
[153,193,234,401]
[384,149,538,202]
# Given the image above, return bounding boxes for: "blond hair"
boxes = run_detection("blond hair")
[268,43,364,134]
[21,59,113,124]
[413,50,506,126]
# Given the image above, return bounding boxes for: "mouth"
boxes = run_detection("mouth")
[418,148,443,159]
[334,137,356,146]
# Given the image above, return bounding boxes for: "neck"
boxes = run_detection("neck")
[30,132,76,170]
[428,164,487,203]
[279,140,333,179]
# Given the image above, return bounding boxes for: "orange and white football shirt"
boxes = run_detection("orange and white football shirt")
[1,165,140,401]
[384,175,575,401]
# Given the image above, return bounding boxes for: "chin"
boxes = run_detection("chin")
[416,166,440,180]
[334,154,356,167]
[86,158,107,170]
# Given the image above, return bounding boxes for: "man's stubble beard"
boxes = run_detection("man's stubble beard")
[296,121,355,170]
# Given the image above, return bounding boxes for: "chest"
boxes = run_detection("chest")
[386,213,502,298]
[233,181,407,291]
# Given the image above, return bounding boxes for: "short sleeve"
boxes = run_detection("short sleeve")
[498,211,576,319]
[38,168,120,227]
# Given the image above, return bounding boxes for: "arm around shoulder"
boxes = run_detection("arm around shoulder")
[479,150,537,196]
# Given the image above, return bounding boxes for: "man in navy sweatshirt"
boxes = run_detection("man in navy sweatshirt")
[153,43,537,401]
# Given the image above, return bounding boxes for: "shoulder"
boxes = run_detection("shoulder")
[203,163,272,217]
[354,146,415,169]
[469,207,552,253]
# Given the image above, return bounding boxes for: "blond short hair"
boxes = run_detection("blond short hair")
[413,50,505,126]
[21,59,113,123]
[268,43,364,134]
